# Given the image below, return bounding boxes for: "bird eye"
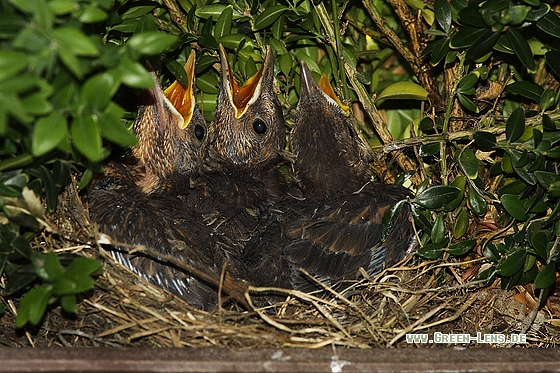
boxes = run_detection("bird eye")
[253,119,267,135]
[194,125,205,140]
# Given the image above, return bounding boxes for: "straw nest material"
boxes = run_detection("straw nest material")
[1,177,559,348]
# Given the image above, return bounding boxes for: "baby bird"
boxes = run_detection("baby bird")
[89,51,237,309]
[283,61,416,292]
[169,45,289,291]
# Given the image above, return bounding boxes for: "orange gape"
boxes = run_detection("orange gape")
[164,49,196,129]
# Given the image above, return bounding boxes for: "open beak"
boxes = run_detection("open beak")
[219,44,272,119]
[164,49,197,129]
[300,61,349,113]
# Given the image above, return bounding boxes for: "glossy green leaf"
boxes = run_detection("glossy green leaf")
[120,4,157,19]
[459,148,478,179]
[44,251,63,281]
[127,32,177,56]
[431,214,446,244]
[472,131,497,149]
[506,27,536,72]
[0,50,28,82]
[444,175,466,211]
[534,262,556,289]
[467,187,487,216]
[98,103,137,147]
[79,4,108,23]
[60,294,77,313]
[81,72,119,110]
[546,50,560,78]
[53,27,99,56]
[457,93,479,112]
[217,34,248,50]
[416,243,445,259]
[214,5,233,39]
[253,5,288,31]
[534,170,560,190]
[450,27,486,49]
[413,185,462,209]
[537,11,560,38]
[376,81,429,101]
[500,194,529,221]
[71,116,102,162]
[506,81,544,102]
[457,72,478,92]
[32,111,67,157]
[453,207,469,238]
[505,107,525,142]
[447,239,476,256]
[117,57,154,88]
[435,0,452,33]
[430,38,450,66]
[15,284,52,328]
[465,30,499,61]
[529,231,548,261]
[195,4,242,20]
[382,200,407,241]
[496,249,526,277]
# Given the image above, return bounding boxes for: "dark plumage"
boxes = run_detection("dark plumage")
[88,52,236,309]
[282,62,416,292]
[168,45,290,292]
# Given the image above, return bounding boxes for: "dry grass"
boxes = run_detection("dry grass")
[1,178,559,348]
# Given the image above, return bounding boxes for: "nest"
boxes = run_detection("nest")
[1,178,559,348]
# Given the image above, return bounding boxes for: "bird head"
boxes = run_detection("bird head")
[133,50,206,192]
[203,45,285,172]
[290,61,373,200]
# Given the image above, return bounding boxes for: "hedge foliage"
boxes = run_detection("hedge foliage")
[1,0,560,327]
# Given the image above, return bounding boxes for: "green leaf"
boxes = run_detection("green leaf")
[44,251,64,281]
[445,175,466,210]
[117,58,154,88]
[506,81,544,102]
[217,34,249,50]
[534,170,560,190]
[534,262,556,289]
[52,276,77,295]
[253,5,288,31]
[32,111,67,157]
[546,50,560,79]
[0,50,28,82]
[15,285,52,328]
[127,32,177,56]
[465,29,500,61]
[79,4,108,23]
[81,72,119,110]
[214,5,233,39]
[453,207,469,238]
[459,148,478,179]
[529,231,549,261]
[505,27,535,72]
[120,4,157,19]
[381,200,406,241]
[430,38,450,66]
[496,249,526,277]
[450,27,486,49]
[412,185,462,209]
[457,93,479,112]
[457,72,478,92]
[447,239,476,256]
[467,187,487,216]
[537,11,560,38]
[71,116,102,162]
[472,131,497,149]
[435,0,452,33]
[416,243,444,259]
[60,294,77,313]
[195,4,242,20]
[65,257,102,278]
[431,214,446,244]
[53,27,99,56]
[98,103,137,147]
[376,81,429,101]
[506,107,525,142]
[500,194,529,221]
